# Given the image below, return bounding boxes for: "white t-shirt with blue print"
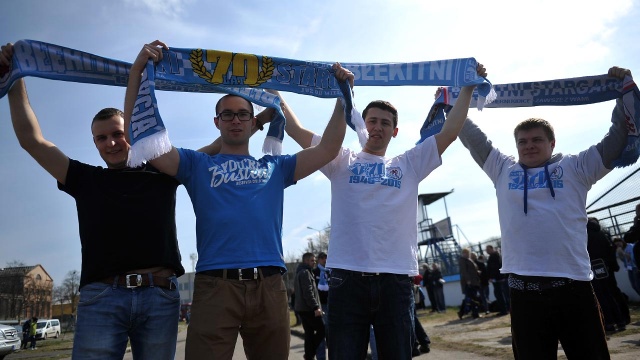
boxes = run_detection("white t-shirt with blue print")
[176,148,297,272]
[483,146,610,281]
[312,135,441,276]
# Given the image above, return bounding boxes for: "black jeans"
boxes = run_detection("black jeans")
[510,280,609,359]
[299,311,325,359]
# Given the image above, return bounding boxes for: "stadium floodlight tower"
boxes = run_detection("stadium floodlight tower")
[416,190,463,277]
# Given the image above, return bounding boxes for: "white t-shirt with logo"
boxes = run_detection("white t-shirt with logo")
[484,146,610,281]
[312,135,441,275]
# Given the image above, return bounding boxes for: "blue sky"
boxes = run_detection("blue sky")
[1,0,639,285]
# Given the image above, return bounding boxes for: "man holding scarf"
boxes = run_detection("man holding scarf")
[276,63,487,359]
[125,41,353,359]
[458,66,632,359]
[1,42,209,360]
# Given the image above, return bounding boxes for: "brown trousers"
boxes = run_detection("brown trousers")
[186,272,290,360]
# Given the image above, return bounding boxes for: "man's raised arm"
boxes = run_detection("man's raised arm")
[293,63,353,181]
[597,66,633,169]
[124,40,180,176]
[435,63,487,156]
[2,43,69,184]
[266,89,316,150]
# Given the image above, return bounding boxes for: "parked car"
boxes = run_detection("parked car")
[0,324,20,359]
[12,325,25,350]
[35,319,61,340]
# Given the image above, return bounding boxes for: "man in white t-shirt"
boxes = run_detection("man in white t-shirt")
[458,66,633,360]
[277,63,487,359]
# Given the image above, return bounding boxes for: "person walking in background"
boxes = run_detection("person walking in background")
[458,248,481,319]
[629,204,640,295]
[422,264,437,312]
[29,317,37,350]
[587,217,626,332]
[486,245,509,316]
[430,263,447,312]
[623,225,640,297]
[471,252,490,314]
[413,272,427,310]
[313,252,330,360]
[295,253,326,360]
[20,318,30,350]
[411,308,431,356]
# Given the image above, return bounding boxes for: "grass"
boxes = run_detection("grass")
[8,322,190,360]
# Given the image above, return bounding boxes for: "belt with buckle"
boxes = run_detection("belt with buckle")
[199,266,282,280]
[361,272,381,276]
[101,273,176,290]
[508,274,574,291]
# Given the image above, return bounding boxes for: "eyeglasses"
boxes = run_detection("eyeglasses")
[216,111,253,122]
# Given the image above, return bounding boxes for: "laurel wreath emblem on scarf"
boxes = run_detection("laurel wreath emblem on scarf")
[189,49,274,87]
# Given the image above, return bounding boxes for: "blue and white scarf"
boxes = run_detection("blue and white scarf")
[317,263,329,291]
[0,40,495,162]
[418,74,640,168]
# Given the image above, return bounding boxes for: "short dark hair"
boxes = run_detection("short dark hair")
[302,252,315,262]
[317,252,327,260]
[91,108,124,127]
[362,100,398,128]
[215,94,253,115]
[513,118,555,142]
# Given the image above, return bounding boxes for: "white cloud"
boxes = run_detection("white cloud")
[124,0,192,17]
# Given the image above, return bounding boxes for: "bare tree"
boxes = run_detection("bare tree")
[190,253,197,272]
[0,267,26,320]
[6,260,26,267]
[61,270,80,324]
[52,285,66,319]
[23,273,53,319]
[304,225,331,255]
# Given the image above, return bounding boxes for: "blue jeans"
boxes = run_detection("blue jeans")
[493,279,510,314]
[328,269,414,360]
[369,325,378,360]
[629,268,640,297]
[315,303,328,360]
[72,278,180,360]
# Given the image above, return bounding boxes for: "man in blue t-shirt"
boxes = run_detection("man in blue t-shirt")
[125,40,353,359]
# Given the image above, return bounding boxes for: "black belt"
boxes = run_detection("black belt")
[339,269,409,277]
[101,273,176,290]
[508,274,574,291]
[199,266,282,280]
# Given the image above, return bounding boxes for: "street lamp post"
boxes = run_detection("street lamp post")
[307,226,323,242]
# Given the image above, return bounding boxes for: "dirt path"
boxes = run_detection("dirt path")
[419,308,640,359]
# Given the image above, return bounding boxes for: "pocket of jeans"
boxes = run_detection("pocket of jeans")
[155,277,180,301]
[394,274,412,284]
[77,282,112,306]
[328,271,347,289]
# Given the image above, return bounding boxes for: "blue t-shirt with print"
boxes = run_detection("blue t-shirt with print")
[176,148,296,272]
